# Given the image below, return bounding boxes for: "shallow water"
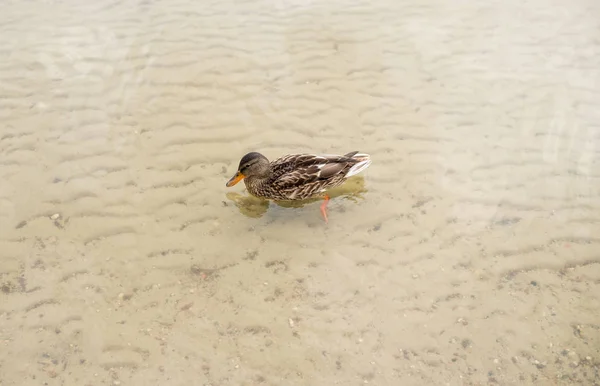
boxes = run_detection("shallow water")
[1,0,600,385]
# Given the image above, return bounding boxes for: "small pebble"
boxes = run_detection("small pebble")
[113,381,121,386]
[288,318,294,328]
[118,293,124,299]
[493,359,499,364]
[50,213,60,220]
[586,356,592,361]
[412,274,419,279]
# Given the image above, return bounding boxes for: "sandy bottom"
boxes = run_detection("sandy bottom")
[1,0,599,385]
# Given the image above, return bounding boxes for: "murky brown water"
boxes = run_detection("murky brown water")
[1,0,600,385]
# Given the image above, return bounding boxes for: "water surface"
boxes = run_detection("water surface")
[1,0,599,385]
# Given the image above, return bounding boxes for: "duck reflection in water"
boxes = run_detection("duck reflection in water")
[224,175,369,221]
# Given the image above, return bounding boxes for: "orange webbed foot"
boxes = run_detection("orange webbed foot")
[320,195,330,223]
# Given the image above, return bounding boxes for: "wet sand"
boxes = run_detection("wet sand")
[1,0,600,385]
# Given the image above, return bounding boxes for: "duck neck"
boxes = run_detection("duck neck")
[244,171,271,194]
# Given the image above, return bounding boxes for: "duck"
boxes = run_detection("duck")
[226,151,371,222]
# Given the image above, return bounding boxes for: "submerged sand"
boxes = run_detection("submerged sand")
[1,0,599,385]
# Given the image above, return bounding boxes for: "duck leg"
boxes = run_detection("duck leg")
[320,195,330,223]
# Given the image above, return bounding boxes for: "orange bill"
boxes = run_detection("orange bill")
[226,171,245,187]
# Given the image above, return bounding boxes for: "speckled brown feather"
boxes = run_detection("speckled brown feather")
[243,151,368,201]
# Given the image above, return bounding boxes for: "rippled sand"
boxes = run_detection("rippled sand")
[1,0,600,385]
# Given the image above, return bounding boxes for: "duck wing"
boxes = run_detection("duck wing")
[269,154,358,199]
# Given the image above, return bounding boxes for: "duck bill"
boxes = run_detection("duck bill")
[226,171,245,187]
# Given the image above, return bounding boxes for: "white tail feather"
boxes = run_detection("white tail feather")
[346,154,372,177]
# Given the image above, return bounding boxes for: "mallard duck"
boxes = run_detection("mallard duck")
[226,151,371,222]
